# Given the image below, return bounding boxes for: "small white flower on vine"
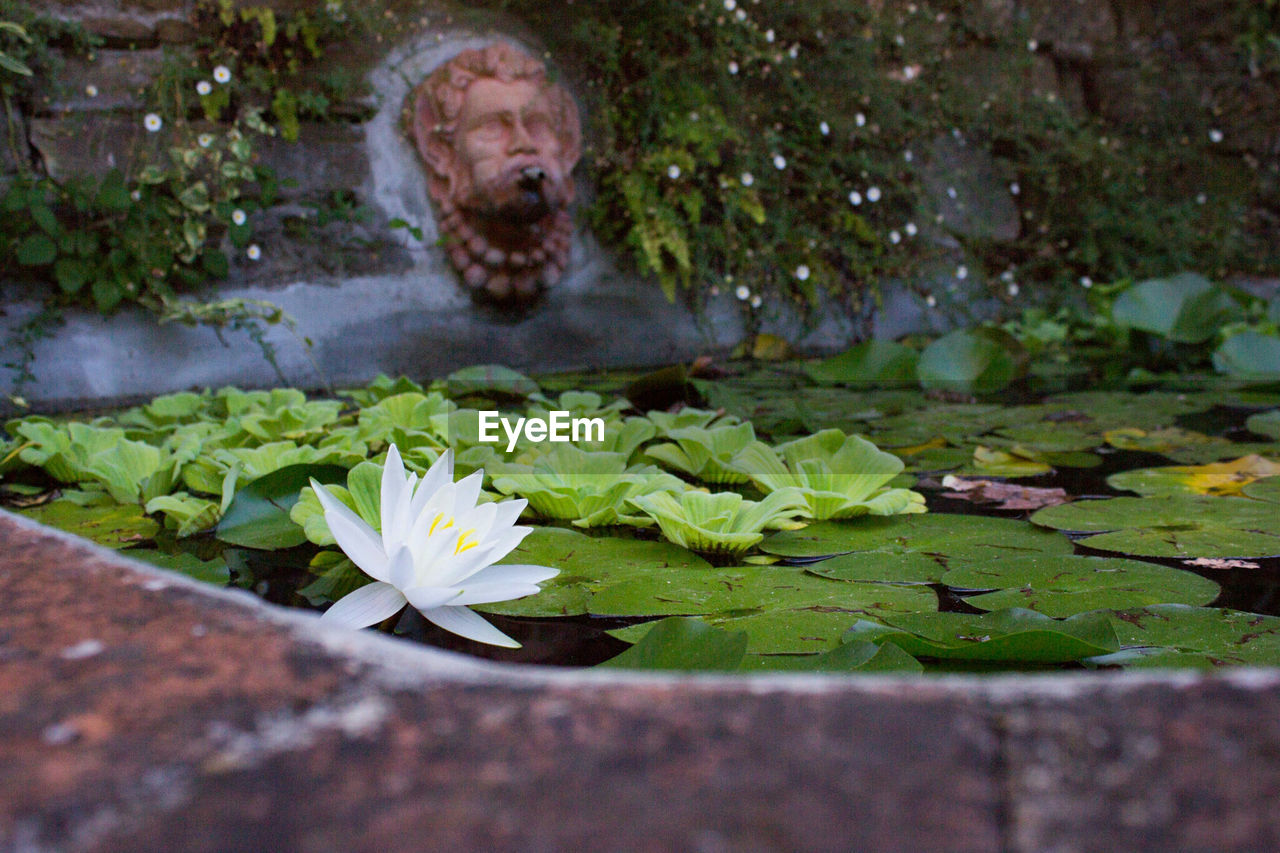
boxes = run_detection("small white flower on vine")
[889,230,901,245]
[247,244,262,261]
[947,186,958,199]
[84,85,98,97]
[903,150,913,162]
[765,29,775,43]
[667,164,681,179]
[196,80,212,96]
[724,0,735,9]
[735,285,751,301]
[741,172,754,187]
[735,8,746,21]
[130,189,142,202]
[198,133,214,148]
[231,208,247,226]
[956,265,969,280]
[794,264,810,281]
[925,294,937,307]
[1009,181,1021,195]
[819,121,830,136]
[905,222,918,237]
[1080,275,1093,288]
[1209,128,1224,144]
[143,113,163,132]
[213,65,232,84]
[772,153,787,170]
[855,112,867,127]
[848,190,863,206]
[728,61,739,75]
[1196,193,1208,205]
[789,44,799,59]
[1027,39,1039,52]
[750,294,762,308]
[866,187,881,202]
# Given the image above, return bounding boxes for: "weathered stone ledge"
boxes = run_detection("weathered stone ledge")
[3,509,1280,851]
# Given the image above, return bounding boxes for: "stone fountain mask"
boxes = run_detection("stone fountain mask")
[410,43,582,302]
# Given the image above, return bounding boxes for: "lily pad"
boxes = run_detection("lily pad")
[846,608,1119,663]
[1090,604,1280,668]
[1112,273,1239,344]
[804,341,919,386]
[476,527,711,617]
[216,464,350,550]
[598,617,747,671]
[129,550,230,585]
[740,641,923,673]
[917,329,1019,395]
[761,513,1073,561]
[1246,410,1280,440]
[19,500,159,549]
[1107,455,1280,497]
[941,555,1220,617]
[1213,332,1280,379]
[1030,494,1280,558]
[806,550,945,584]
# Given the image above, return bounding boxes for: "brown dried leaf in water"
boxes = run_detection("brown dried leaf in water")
[940,475,1069,510]
[1182,557,1262,570]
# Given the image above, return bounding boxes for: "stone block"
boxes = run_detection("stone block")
[35,48,173,114]
[28,113,162,181]
[918,134,1021,244]
[254,122,372,200]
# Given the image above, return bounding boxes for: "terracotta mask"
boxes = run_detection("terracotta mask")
[410,43,582,301]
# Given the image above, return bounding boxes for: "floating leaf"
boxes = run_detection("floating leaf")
[969,445,1052,478]
[128,550,230,585]
[1246,410,1280,440]
[1031,494,1280,558]
[1107,455,1280,497]
[475,527,711,618]
[19,500,159,549]
[741,641,923,673]
[847,608,1119,663]
[805,550,945,584]
[445,364,539,400]
[216,464,349,549]
[598,617,747,671]
[805,341,919,386]
[917,329,1019,395]
[1213,332,1280,379]
[942,554,1219,617]
[762,513,1072,560]
[1089,605,1280,668]
[1112,273,1240,343]
[627,489,809,556]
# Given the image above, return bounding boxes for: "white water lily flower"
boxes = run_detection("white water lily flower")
[311,445,557,647]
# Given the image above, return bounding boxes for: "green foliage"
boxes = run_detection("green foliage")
[480,0,1273,314]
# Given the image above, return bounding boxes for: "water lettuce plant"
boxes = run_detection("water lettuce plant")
[730,429,925,520]
[488,445,686,528]
[645,422,758,484]
[626,489,809,556]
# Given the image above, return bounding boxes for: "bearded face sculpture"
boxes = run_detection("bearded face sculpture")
[410,44,582,301]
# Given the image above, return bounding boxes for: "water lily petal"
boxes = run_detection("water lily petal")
[310,479,391,582]
[386,544,418,590]
[380,444,412,551]
[451,581,543,605]
[321,581,406,629]
[463,562,559,586]
[409,449,454,518]
[402,585,465,612]
[420,604,521,648]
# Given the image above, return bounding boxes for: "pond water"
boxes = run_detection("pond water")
[5,362,1280,672]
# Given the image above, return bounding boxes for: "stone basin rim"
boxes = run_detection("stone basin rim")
[10,507,1278,699]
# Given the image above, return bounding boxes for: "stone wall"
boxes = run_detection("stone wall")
[1,0,1276,408]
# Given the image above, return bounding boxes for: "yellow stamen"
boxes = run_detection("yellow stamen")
[429,513,455,536]
[454,528,479,555]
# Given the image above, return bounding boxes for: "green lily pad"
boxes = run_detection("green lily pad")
[19,499,159,549]
[761,514,1072,561]
[806,550,944,584]
[1090,604,1280,668]
[1246,410,1280,440]
[1043,391,1213,431]
[804,341,919,386]
[847,608,1119,663]
[598,617,747,671]
[476,527,712,617]
[216,464,350,550]
[128,550,230,585]
[589,564,936,619]
[917,329,1019,395]
[1213,332,1280,379]
[445,364,540,401]
[1030,494,1280,558]
[1112,273,1239,344]
[942,555,1220,617]
[1107,455,1280,497]
[740,641,923,673]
